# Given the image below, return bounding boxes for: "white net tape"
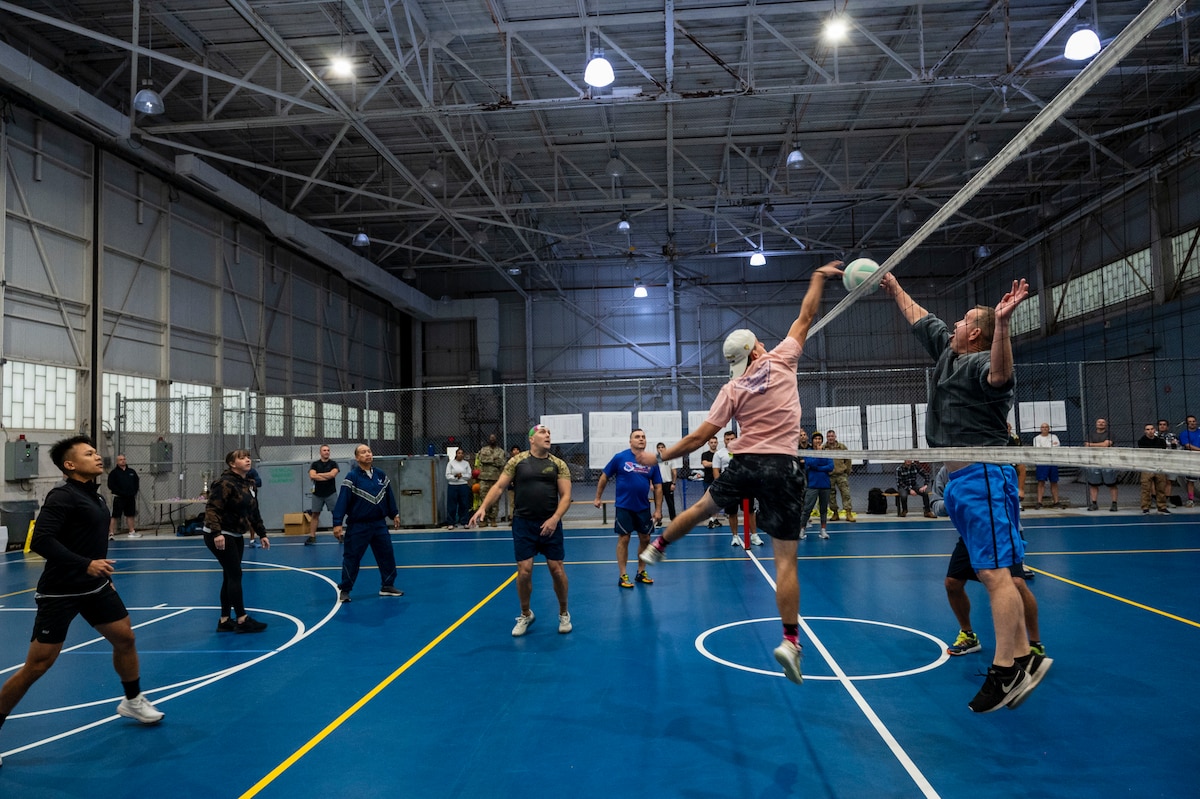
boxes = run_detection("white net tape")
[836,447,1200,475]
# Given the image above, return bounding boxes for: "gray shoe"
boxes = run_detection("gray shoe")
[378,585,404,596]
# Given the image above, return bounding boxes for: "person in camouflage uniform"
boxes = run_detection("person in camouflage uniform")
[475,433,507,526]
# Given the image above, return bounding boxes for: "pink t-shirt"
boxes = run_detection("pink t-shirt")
[705,337,802,455]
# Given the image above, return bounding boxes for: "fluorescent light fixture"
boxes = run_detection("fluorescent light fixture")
[749,251,767,267]
[584,49,615,88]
[617,212,631,233]
[352,228,370,247]
[786,147,804,169]
[1064,26,1101,61]
[633,280,648,298]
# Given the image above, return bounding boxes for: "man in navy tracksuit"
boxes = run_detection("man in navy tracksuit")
[331,444,404,603]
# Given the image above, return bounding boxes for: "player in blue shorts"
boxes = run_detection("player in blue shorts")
[882,272,1051,713]
[595,429,662,588]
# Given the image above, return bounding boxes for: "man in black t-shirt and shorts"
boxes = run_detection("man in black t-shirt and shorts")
[306,444,340,544]
[471,425,573,637]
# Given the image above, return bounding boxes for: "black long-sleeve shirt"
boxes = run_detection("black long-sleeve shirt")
[32,479,111,595]
[106,465,140,498]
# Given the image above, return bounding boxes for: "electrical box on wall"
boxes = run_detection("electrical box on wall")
[5,436,40,481]
[150,439,173,474]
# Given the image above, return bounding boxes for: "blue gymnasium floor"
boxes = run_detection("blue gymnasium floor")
[1,513,1197,799]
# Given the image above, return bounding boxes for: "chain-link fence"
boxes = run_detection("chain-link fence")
[113,358,1199,523]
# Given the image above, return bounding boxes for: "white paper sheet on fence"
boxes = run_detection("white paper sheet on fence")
[639,411,683,466]
[1017,401,1067,433]
[539,414,584,444]
[588,412,633,468]
[866,405,913,464]
[814,406,863,464]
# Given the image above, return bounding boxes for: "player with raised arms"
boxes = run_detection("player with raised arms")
[637,261,842,684]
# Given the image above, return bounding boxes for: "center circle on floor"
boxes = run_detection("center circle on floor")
[695,616,950,680]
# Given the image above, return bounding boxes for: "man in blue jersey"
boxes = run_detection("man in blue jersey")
[595,429,663,588]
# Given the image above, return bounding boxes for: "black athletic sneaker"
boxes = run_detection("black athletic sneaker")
[1009,652,1053,709]
[235,615,268,634]
[339,590,351,603]
[968,666,1029,713]
[216,618,236,632]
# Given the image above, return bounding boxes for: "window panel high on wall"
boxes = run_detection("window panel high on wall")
[103,373,156,433]
[2,361,76,430]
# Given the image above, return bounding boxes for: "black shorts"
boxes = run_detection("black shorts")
[111,495,137,518]
[708,454,806,541]
[615,507,653,538]
[512,516,565,562]
[945,538,1026,583]
[32,582,129,645]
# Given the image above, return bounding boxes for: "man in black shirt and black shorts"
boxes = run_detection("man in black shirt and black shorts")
[0,436,163,767]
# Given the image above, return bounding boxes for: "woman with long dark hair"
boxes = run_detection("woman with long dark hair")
[203,449,269,633]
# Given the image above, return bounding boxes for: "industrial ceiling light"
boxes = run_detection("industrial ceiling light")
[507,266,522,276]
[584,48,615,88]
[823,14,849,42]
[352,227,370,247]
[472,224,489,245]
[400,266,417,280]
[976,244,992,259]
[749,251,767,267]
[617,212,631,232]
[966,132,989,163]
[132,1,165,115]
[1064,25,1101,61]
[330,55,354,77]
[1138,130,1165,155]
[898,202,917,226]
[606,150,627,178]
[421,160,445,191]
[786,145,805,169]
[633,279,648,298]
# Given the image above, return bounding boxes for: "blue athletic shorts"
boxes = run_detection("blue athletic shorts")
[512,516,565,562]
[708,454,806,541]
[944,463,1024,571]
[1035,465,1059,483]
[615,507,653,538]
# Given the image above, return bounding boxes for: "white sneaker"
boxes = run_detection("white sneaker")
[799,531,807,540]
[117,693,164,724]
[558,611,573,634]
[773,639,804,684]
[511,611,535,637]
[126,531,142,539]
[640,539,667,566]
[819,530,830,540]
[750,533,764,546]
[730,536,743,548]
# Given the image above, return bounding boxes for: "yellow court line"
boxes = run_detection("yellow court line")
[238,571,518,799]
[1027,566,1200,629]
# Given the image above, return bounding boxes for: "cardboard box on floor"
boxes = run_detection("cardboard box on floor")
[283,512,311,535]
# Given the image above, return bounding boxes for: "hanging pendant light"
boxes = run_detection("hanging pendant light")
[584,49,615,88]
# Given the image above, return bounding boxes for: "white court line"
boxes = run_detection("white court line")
[1,558,341,760]
[745,548,942,799]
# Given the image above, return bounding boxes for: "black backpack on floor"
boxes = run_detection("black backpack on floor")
[867,488,888,515]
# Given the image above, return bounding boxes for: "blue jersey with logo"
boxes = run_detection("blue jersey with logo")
[602,448,663,512]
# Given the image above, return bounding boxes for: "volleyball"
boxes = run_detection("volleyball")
[842,258,880,293]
